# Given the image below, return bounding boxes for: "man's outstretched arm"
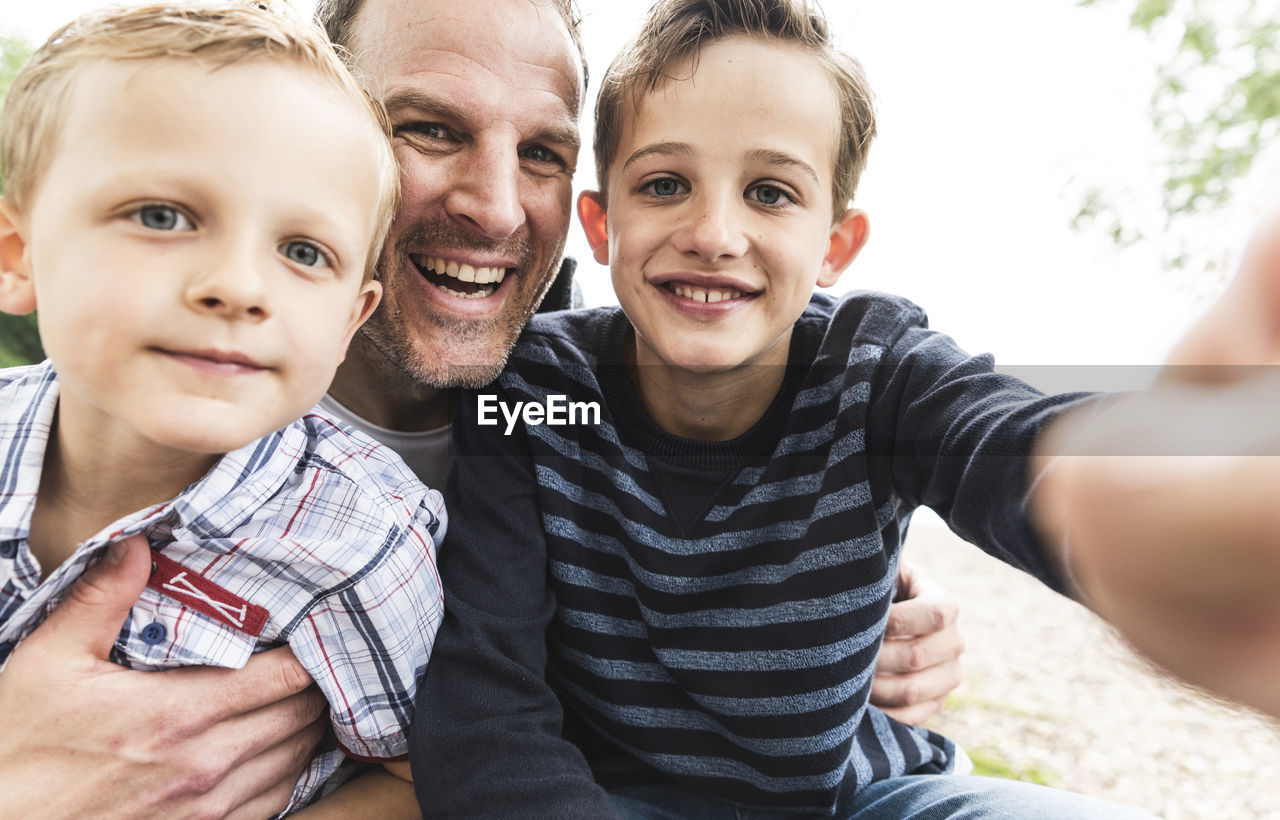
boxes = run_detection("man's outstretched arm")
[0,535,327,819]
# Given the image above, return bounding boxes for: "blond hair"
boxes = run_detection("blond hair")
[593,0,875,220]
[0,0,398,280]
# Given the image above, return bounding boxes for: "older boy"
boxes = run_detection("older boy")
[412,0,1280,817]
[0,3,443,816]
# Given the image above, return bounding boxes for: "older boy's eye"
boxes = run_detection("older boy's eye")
[280,240,329,269]
[643,178,685,197]
[133,205,193,231]
[748,184,790,206]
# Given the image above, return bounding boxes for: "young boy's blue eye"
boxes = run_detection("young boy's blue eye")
[281,240,328,268]
[135,205,192,231]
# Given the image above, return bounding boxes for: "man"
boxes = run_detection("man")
[0,1,962,815]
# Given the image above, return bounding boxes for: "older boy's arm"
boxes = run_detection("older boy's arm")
[1030,214,1280,718]
[0,535,326,819]
[295,762,418,819]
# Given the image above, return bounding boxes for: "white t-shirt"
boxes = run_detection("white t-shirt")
[315,393,452,491]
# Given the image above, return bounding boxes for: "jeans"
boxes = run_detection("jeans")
[609,776,1154,819]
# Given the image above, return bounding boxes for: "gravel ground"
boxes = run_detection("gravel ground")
[905,522,1280,820]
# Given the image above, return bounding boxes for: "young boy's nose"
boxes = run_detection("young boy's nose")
[184,247,271,321]
[673,191,749,262]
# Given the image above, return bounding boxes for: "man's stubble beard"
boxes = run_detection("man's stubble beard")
[359,221,564,391]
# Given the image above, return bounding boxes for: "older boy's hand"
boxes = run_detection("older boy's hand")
[870,561,964,724]
[0,535,327,819]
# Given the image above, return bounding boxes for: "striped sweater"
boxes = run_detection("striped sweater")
[412,291,1087,817]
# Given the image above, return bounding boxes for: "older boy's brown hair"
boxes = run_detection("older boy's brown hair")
[0,0,399,281]
[593,0,875,220]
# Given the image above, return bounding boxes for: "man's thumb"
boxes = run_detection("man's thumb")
[34,534,152,660]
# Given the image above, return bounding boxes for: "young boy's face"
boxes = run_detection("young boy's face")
[579,35,868,375]
[0,58,383,456]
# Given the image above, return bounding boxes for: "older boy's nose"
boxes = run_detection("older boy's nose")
[675,193,748,261]
[185,252,271,321]
[444,142,525,240]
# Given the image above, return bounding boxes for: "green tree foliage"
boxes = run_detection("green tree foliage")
[0,33,44,367]
[1076,0,1280,268]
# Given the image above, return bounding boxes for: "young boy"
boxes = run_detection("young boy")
[0,3,443,816]
[414,0,1280,817]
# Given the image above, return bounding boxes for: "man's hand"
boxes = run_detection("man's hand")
[0,535,327,819]
[870,561,964,725]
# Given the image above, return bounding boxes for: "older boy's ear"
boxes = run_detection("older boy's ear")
[0,198,36,315]
[817,208,870,288]
[337,280,382,361]
[577,191,610,266]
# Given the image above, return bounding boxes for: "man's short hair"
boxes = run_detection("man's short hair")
[0,0,399,281]
[314,0,589,100]
[593,0,876,219]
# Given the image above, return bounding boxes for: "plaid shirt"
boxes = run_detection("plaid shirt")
[0,362,446,813]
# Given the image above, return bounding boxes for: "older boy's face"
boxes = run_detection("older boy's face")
[343,0,582,391]
[18,59,383,456]
[587,36,860,376]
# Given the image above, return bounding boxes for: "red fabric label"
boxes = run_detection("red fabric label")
[145,549,270,638]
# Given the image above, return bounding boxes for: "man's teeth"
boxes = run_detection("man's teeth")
[671,285,745,303]
[412,254,507,295]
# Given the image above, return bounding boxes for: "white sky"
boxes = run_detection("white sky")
[3,0,1256,372]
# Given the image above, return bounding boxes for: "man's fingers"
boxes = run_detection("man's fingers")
[167,646,317,722]
[874,697,948,726]
[883,594,958,639]
[30,534,152,660]
[200,681,327,771]
[876,629,964,677]
[871,659,963,713]
[216,715,327,820]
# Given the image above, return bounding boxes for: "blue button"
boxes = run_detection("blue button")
[0,542,17,559]
[140,622,167,645]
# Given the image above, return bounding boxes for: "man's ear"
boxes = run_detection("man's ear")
[0,198,36,315]
[337,279,382,361]
[576,190,610,266]
[816,208,871,289]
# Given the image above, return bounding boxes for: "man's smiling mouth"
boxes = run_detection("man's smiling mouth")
[411,253,507,299]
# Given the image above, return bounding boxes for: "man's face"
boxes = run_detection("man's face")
[347,0,583,389]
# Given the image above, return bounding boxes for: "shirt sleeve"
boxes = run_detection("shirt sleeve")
[410,386,618,819]
[867,324,1097,595]
[288,494,446,760]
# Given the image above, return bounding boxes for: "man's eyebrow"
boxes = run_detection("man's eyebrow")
[621,141,692,175]
[747,149,821,186]
[382,89,466,122]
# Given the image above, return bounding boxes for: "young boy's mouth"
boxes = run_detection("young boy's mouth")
[410,254,508,300]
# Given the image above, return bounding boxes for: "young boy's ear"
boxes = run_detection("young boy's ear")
[337,280,382,362]
[0,198,36,315]
[576,191,610,266]
[816,208,871,289]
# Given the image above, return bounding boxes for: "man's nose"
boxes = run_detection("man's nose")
[443,141,525,240]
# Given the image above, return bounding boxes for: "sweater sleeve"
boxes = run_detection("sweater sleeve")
[409,387,618,819]
[867,324,1095,595]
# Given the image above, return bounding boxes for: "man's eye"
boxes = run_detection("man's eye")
[133,205,193,231]
[748,184,791,206]
[643,178,685,197]
[402,122,450,140]
[280,240,329,268]
[523,145,558,164]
